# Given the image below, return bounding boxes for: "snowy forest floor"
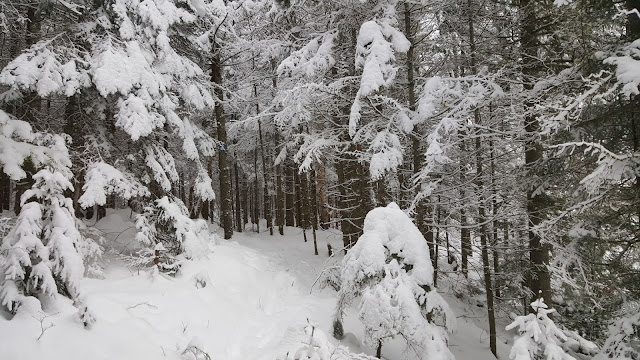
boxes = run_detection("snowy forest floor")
[0,209,514,360]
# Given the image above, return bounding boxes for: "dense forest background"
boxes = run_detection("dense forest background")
[0,0,639,358]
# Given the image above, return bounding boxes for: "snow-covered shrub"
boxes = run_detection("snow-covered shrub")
[0,112,93,324]
[594,310,639,360]
[76,222,106,278]
[560,328,598,358]
[334,202,454,359]
[0,169,92,325]
[506,298,575,360]
[279,324,378,360]
[133,196,210,273]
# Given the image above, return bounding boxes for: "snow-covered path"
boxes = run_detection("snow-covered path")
[0,216,511,360]
[0,233,334,360]
[234,228,512,360]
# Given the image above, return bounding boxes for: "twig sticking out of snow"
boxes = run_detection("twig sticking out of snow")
[181,345,211,360]
[32,312,59,341]
[127,302,158,310]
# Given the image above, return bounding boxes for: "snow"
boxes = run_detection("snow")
[278,30,338,79]
[1,210,515,360]
[335,203,454,360]
[505,299,575,360]
[79,162,150,208]
[349,20,410,137]
[0,110,72,181]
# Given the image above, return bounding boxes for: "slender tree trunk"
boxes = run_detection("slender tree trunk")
[285,165,295,226]
[434,200,440,287]
[294,169,302,228]
[253,148,260,233]
[336,160,352,250]
[310,168,319,255]
[301,171,311,243]
[256,90,273,235]
[0,173,9,211]
[258,120,272,235]
[404,2,429,251]
[316,160,330,229]
[490,136,501,299]
[460,158,471,276]
[234,162,242,232]
[275,133,285,235]
[521,0,552,307]
[469,0,496,354]
[211,43,233,239]
[243,173,249,227]
[474,112,497,358]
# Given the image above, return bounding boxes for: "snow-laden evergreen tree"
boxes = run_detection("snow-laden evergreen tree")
[334,202,454,359]
[0,110,95,324]
[0,0,219,263]
[132,195,210,273]
[505,298,575,360]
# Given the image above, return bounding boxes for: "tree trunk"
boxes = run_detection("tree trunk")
[256,87,273,235]
[253,148,260,232]
[242,172,249,227]
[275,133,285,235]
[258,120,272,235]
[316,160,330,229]
[404,2,432,262]
[460,158,471,277]
[310,168,319,255]
[521,0,552,308]
[469,0,496,354]
[294,169,302,228]
[490,136,501,299]
[211,43,233,239]
[0,173,9,211]
[234,162,242,232]
[301,171,310,243]
[473,115,497,357]
[285,165,295,226]
[434,201,440,287]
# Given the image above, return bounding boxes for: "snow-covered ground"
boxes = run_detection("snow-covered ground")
[0,210,512,360]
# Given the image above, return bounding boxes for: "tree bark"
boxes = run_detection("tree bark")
[234,161,242,232]
[300,170,310,242]
[242,172,249,227]
[316,160,330,229]
[520,0,552,308]
[285,164,295,226]
[469,0,496,353]
[310,168,319,255]
[294,169,302,228]
[211,42,233,239]
[275,133,285,235]
[253,148,259,232]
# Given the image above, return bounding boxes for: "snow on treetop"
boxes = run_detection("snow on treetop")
[337,203,454,358]
[361,202,434,286]
[506,298,574,360]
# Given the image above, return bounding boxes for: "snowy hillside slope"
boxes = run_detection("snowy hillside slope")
[0,210,511,360]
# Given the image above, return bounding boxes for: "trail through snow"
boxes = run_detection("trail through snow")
[0,212,511,360]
